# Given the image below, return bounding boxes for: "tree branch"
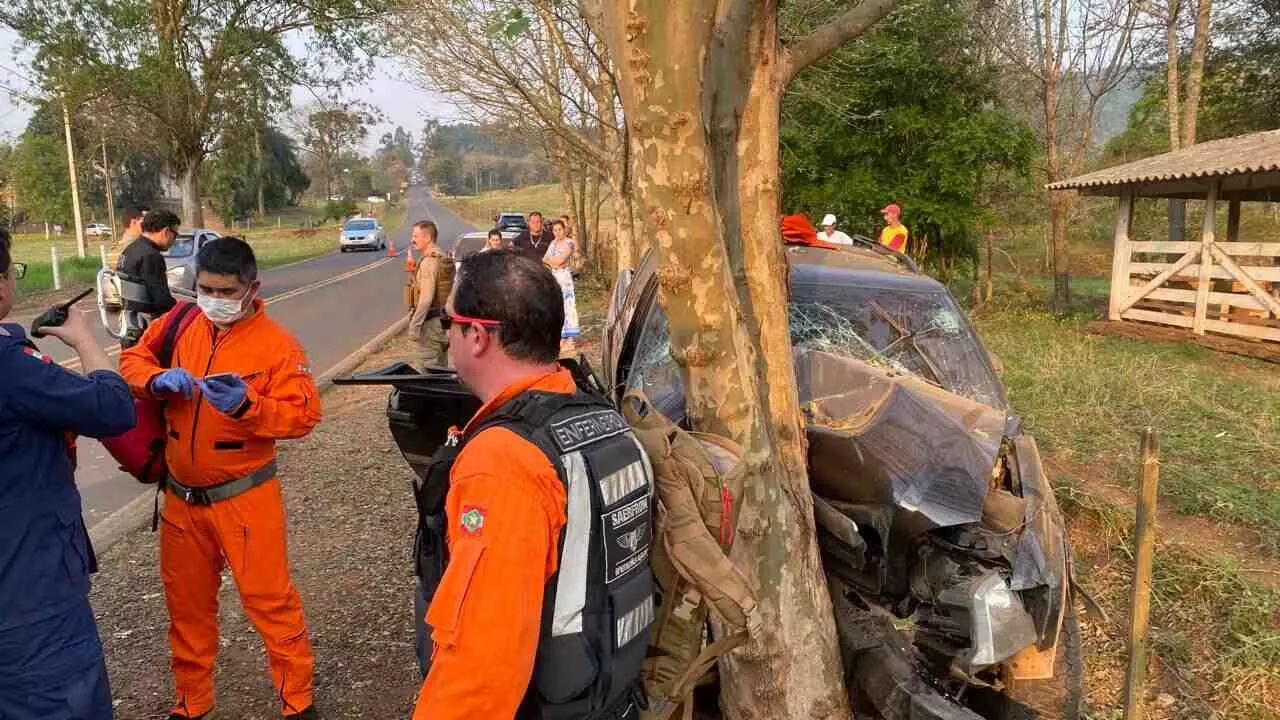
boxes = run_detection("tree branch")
[782,0,898,86]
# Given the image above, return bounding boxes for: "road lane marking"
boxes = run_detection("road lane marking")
[58,255,398,370]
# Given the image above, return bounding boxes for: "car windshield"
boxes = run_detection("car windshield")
[164,234,196,258]
[789,282,1005,408]
[344,220,377,231]
[625,278,1006,419]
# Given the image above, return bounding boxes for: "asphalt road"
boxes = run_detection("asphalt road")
[16,187,476,529]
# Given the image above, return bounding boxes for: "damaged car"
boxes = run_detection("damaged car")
[600,239,1081,719]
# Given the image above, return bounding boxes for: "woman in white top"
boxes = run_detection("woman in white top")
[543,219,580,355]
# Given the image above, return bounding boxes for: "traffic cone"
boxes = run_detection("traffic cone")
[404,246,416,272]
[388,237,397,257]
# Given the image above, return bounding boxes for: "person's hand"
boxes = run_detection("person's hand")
[200,374,248,415]
[42,308,96,349]
[151,368,198,398]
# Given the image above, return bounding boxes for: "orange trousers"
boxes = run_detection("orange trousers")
[159,478,314,717]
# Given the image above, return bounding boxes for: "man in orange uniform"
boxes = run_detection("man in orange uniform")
[119,237,322,720]
[412,249,654,720]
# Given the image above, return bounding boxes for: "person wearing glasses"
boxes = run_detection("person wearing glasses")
[116,209,180,347]
[0,228,137,720]
[410,249,655,720]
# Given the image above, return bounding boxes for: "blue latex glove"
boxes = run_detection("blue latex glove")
[151,368,197,398]
[200,374,249,415]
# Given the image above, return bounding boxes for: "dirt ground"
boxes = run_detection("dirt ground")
[93,338,425,720]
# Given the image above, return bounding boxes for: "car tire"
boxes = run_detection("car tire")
[1001,589,1084,720]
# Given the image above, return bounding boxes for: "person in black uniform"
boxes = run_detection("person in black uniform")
[116,209,179,347]
[509,210,553,262]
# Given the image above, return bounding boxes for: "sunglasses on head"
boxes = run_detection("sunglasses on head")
[440,308,503,332]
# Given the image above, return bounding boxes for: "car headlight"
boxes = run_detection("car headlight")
[967,573,1037,667]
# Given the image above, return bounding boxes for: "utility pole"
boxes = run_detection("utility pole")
[61,97,86,258]
[101,131,117,239]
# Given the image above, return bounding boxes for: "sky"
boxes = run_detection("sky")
[0,26,464,151]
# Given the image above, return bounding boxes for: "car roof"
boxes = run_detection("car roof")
[786,244,945,293]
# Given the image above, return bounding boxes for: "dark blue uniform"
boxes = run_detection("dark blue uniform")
[0,323,136,720]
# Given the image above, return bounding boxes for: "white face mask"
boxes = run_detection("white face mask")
[197,290,253,325]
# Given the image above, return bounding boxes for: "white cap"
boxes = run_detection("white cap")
[821,213,837,227]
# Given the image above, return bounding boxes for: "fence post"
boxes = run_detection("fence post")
[99,244,108,268]
[1123,428,1161,720]
[277,216,282,229]
[51,246,62,291]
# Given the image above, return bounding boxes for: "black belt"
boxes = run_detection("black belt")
[166,461,278,506]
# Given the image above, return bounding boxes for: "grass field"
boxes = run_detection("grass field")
[441,183,1280,716]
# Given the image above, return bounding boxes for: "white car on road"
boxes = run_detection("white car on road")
[340,217,386,252]
[86,223,113,237]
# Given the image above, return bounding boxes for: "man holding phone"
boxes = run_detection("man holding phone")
[0,229,137,720]
[120,236,323,720]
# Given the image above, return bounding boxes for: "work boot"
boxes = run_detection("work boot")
[285,707,320,720]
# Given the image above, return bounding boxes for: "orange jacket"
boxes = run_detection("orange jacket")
[119,301,322,487]
[413,368,572,720]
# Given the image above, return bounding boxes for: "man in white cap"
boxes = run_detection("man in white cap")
[819,214,853,246]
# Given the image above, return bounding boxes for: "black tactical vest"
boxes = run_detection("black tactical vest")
[415,386,655,720]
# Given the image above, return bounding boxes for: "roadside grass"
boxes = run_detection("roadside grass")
[437,185,579,228]
[1059,476,1280,718]
[971,293,1280,551]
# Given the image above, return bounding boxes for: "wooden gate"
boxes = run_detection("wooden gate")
[1108,182,1280,343]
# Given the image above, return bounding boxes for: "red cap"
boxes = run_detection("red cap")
[881,203,901,217]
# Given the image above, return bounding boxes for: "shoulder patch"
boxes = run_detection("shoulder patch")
[459,505,486,535]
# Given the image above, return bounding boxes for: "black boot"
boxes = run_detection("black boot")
[285,706,320,720]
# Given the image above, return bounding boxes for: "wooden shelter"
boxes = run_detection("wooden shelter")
[1049,129,1280,344]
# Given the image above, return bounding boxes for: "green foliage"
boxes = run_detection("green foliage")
[322,198,359,224]
[780,0,1033,278]
[421,122,555,196]
[207,126,309,223]
[10,130,71,223]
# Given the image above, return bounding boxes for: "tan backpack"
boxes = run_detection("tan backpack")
[621,391,761,720]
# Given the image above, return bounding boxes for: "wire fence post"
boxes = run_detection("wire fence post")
[50,246,62,290]
[1124,428,1161,720]
[99,243,108,268]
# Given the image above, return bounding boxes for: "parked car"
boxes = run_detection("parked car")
[495,211,527,239]
[86,223,113,237]
[450,230,493,262]
[163,229,222,292]
[340,217,386,252]
[600,240,1079,719]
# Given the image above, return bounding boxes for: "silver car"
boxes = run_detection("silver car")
[163,229,222,292]
[340,217,386,252]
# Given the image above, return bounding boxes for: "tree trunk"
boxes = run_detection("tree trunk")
[1049,191,1071,311]
[609,180,635,272]
[180,156,204,227]
[1181,0,1212,147]
[256,125,266,217]
[715,6,849,718]
[601,1,850,717]
[1165,0,1181,152]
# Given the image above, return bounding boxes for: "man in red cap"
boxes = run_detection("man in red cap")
[879,203,909,253]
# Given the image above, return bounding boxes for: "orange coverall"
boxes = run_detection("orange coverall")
[412,368,573,720]
[120,301,322,717]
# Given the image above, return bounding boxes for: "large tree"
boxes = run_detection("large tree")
[1,0,386,227]
[594,0,899,715]
[296,101,380,200]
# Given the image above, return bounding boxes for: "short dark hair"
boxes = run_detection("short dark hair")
[528,211,543,221]
[197,236,258,284]
[125,205,150,224]
[142,209,180,234]
[413,220,438,240]
[0,228,11,276]
[550,218,565,230]
[487,228,503,240]
[453,249,562,364]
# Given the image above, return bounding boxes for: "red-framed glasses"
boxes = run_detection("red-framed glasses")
[440,308,503,332]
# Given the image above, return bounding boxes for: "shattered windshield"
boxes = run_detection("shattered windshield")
[790,282,1005,409]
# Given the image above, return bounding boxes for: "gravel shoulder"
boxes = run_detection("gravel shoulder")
[94,338,425,720]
